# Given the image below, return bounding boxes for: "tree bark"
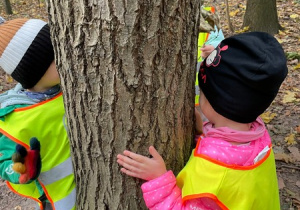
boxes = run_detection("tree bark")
[3,0,13,15]
[243,0,282,35]
[47,1,199,209]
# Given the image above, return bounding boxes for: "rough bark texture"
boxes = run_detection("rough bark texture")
[243,0,282,35]
[47,0,200,209]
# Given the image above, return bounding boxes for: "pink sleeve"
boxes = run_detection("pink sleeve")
[141,171,221,210]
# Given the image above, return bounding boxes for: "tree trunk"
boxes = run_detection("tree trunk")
[3,0,13,15]
[47,1,199,209]
[243,0,282,35]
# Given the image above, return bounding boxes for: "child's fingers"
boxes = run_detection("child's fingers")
[148,146,162,160]
[117,154,142,170]
[117,159,140,173]
[123,150,149,163]
[120,167,142,179]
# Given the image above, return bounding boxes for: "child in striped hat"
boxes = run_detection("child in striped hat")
[0,18,76,210]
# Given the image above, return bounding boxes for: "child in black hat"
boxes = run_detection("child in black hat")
[0,18,75,210]
[117,32,287,209]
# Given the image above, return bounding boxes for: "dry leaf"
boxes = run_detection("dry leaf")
[288,147,300,162]
[278,176,286,189]
[229,9,240,17]
[238,4,246,9]
[285,133,297,145]
[292,87,300,92]
[290,59,299,65]
[290,14,299,19]
[5,75,14,83]
[275,152,291,163]
[261,111,277,123]
[276,37,283,44]
[294,63,300,70]
[282,91,297,103]
[278,30,286,36]
[235,26,249,33]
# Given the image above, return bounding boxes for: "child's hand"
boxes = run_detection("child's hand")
[200,45,215,59]
[117,146,167,181]
[195,107,203,135]
[12,137,41,184]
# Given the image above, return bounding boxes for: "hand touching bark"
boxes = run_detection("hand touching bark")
[117,146,167,181]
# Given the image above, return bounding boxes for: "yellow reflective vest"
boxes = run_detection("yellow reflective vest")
[176,144,280,210]
[0,93,76,210]
[195,6,215,106]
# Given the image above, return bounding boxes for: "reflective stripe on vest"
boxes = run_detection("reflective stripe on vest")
[39,157,73,185]
[54,188,76,210]
[176,146,280,210]
[0,93,76,210]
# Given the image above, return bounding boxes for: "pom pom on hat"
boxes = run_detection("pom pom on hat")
[198,32,288,123]
[0,18,54,89]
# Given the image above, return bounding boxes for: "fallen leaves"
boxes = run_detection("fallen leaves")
[229,9,240,17]
[261,111,277,123]
[287,147,300,162]
[294,63,300,70]
[275,152,292,163]
[285,133,297,145]
[0,0,48,21]
[278,175,286,189]
[282,90,299,103]
[286,52,300,71]
[275,146,300,163]
[290,14,299,19]
[5,74,14,83]
[234,26,249,33]
[286,52,300,60]
[284,188,300,209]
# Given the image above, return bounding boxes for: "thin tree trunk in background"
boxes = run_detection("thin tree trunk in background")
[225,0,234,33]
[47,0,200,209]
[3,0,13,15]
[243,0,282,35]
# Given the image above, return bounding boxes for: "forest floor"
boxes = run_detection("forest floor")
[0,0,299,209]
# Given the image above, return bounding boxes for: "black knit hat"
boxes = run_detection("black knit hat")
[0,18,54,89]
[198,32,288,123]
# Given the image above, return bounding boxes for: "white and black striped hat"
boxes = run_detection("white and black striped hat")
[0,18,54,89]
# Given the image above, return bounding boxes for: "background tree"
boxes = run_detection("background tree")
[3,0,13,15]
[243,0,282,34]
[47,1,200,209]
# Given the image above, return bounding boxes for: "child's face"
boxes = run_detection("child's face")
[30,61,60,91]
[46,61,60,82]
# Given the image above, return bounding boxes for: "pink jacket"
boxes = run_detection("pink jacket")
[141,118,271,209]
